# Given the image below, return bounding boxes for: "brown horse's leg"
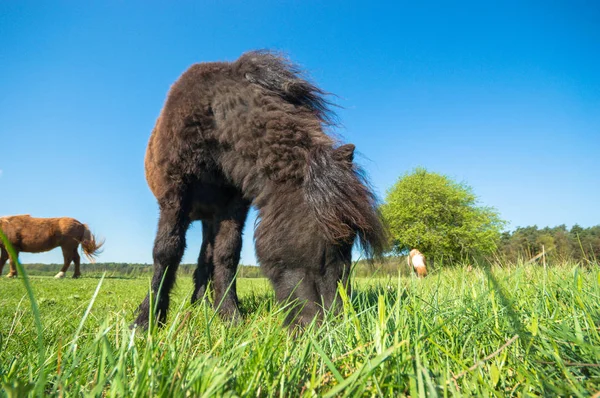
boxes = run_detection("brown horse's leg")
[72,249,81,278]
[134,200,190,329]
[191,220,215,304]
[211,198,249,320]
[55,246,74,279]
[7,250,19,278]
[0,247,8,276]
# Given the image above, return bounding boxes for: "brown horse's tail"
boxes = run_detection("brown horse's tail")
[81,225,104,263]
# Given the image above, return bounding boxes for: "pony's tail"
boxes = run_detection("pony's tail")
[81,225,104,263]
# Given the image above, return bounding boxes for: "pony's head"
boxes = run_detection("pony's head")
[255,142,387,287]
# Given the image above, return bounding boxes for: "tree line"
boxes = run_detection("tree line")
[498,224,600,263]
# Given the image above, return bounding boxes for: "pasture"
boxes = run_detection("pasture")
[0,264,599,396]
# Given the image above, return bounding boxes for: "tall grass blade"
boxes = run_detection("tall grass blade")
[0,229,46,395]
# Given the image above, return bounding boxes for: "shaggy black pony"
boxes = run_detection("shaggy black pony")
[134,50,386,328]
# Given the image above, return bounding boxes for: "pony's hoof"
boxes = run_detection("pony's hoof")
[6,273,17,278]
[72,274,81,279]
[54,272,66,279]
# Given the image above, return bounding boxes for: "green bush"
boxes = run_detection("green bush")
[381,168,505,263]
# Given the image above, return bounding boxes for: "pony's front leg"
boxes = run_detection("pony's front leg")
[0,247,8,276]
[211,198,249,320]
[6,250,19,278]
[134,201,190,329]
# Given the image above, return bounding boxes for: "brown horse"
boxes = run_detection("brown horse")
[134,50,387,329]
[0,215,104,278]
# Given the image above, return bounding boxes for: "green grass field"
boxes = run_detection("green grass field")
[1,265,599,396]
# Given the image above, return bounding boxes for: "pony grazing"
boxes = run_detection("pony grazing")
[407,249,428,277]
[0,215,104,278]
[134,50,386,329]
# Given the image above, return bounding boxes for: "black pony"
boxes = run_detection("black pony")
[135,50,386,328]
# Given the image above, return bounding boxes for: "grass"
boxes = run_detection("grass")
[0,264,599,396]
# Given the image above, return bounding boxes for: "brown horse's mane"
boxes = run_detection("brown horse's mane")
[1,214,31,219]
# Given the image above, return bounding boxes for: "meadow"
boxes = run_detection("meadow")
[0,264,599,396]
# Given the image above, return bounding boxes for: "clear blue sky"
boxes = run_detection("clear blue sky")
[1,1,598,265]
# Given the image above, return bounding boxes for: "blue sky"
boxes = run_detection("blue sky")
[1,1,598,265]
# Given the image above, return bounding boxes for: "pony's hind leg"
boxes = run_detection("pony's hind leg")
[134,198,191,329]
[72,249,81,278]
[56,245,74,279]
[211,197,250,320]
[191,220,215,304]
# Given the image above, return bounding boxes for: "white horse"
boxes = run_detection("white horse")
[407,249,428,277]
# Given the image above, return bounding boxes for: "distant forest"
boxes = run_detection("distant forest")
[498,224,599,263]
[14,224,599,278]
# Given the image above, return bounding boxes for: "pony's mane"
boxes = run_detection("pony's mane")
[0,214,31,221]
[233,51,386,257]
[304,146,388,258]
[235,50,337,127]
